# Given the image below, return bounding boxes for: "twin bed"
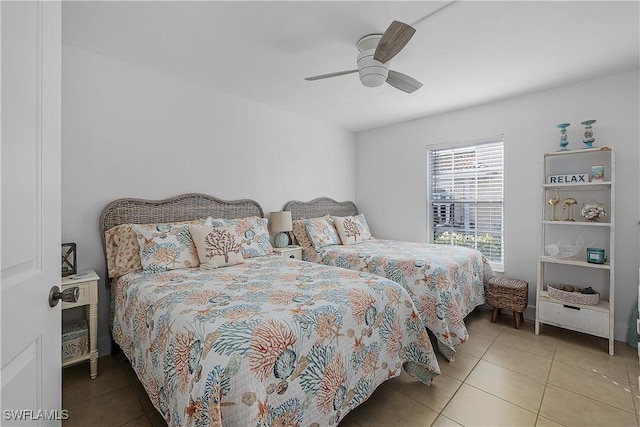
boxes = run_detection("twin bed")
[283,197,494,361]
[100,194,441,427]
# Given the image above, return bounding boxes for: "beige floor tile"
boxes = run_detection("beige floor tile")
[442,384,537,426]
[535,415,565,426]
[456,333,493,358]
[431,414,463,426]
[495,325,558,359]
[540,384,637,427]
[627,356,640,385]
[543,326,612,354]
[482,342,552,382]
[436,351,480,381]
[465,311,506,340]
[386,370,462,412]
[548,360,635,413]
[616,341,639,360]
[63,385,145,427]
[465,360,546,412]
[632,386,640,416]
[347,384,438,427]
[554,342,628,381]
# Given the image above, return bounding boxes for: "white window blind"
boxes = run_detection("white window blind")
[428,138,504,268]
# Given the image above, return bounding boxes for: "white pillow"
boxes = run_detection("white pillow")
[189,225,244,269]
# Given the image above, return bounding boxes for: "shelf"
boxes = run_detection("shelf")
[62,353,90,367]
[542,220,611,227]
[542,182,611,190]
[536,147,614,355]
[540,256,610,269]
[544,147,612,157]
[540,291,610,312]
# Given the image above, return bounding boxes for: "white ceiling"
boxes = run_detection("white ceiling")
[62,1,640,132]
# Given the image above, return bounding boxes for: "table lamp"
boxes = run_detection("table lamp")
[270,211,293,248]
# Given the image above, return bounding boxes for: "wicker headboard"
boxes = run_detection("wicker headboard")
[283,197,358,220]
[100,193,264,282]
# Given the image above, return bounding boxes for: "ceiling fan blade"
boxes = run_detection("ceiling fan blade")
[373,21,416,64]
[386,70,423,93]
[305,70,358,81]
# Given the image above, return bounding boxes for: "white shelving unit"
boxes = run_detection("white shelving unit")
[535,147,615,355]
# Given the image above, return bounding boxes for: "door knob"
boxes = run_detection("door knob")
[49,286,79,307]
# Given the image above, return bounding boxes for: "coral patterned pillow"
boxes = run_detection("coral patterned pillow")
[105,218,212,278]
[189,225,244,269]
[303,215,341,250]
[133,223,200,272]
[291,219,313,249]
[209,216,273,258]
[332,214,372,245]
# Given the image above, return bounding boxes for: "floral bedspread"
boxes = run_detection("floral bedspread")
[304,239,493,361]
[112,255,440,427]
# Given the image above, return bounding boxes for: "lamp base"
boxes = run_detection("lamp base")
[274,232,289,248]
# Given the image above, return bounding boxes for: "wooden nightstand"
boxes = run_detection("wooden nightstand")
[61,270,99,379]
[272,245,303,260]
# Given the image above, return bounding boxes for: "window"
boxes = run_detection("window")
[427,137,504,270]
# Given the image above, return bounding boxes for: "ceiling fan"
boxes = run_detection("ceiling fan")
[305,20,422,94]
[304,2,459,94]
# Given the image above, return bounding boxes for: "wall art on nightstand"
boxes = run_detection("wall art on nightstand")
[61,242,77,277]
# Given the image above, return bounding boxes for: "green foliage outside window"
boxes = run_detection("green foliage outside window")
[434,231,502,262]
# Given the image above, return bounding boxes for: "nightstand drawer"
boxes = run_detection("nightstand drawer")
[273,246,302,260]
[62,281,92,309]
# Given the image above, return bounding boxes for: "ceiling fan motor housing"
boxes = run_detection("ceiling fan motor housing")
[357,49,389,87]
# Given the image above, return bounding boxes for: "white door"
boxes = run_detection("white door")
[1,1,62,425]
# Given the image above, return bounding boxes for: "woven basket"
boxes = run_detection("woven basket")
[485,276,528,313]
[547,283,599,306]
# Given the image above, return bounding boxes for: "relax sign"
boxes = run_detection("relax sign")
[547,172,589,184]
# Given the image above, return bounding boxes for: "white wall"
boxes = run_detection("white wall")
[62,45,357,355]
[356,69,640,341]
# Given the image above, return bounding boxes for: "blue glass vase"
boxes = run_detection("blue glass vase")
[556,123,570,151]
[581,119,596,148]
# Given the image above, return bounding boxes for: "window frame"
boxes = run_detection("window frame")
[426,136,505,272]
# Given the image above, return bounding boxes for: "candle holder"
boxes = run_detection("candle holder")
[581,119,596,148]
[556,123,570,151]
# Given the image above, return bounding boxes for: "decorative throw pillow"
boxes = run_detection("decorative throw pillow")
[291,219,314,249]
[105,218,213,278]
[105,224,143,278]
[333,214,372,245]
[303,215,341,250]
[189,225,244,269]
[209,216,273,258]
[133,223,200,272]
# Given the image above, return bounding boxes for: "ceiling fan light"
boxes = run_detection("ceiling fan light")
[357,49,389,88]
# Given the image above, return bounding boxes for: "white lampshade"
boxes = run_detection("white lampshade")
[269,211,293,232]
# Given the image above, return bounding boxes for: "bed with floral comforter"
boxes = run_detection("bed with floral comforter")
[303,239,492,361]
[111,255,441,427]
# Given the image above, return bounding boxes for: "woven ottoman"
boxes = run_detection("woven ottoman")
[486,275,528,329]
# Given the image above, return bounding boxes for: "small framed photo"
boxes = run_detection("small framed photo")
[590,165,605,182]
[61,243,77,277]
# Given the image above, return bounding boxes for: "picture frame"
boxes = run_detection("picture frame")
[61,242,77,277]
[590,165,605,182]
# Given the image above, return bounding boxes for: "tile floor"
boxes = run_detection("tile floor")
[62,308,640,427]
